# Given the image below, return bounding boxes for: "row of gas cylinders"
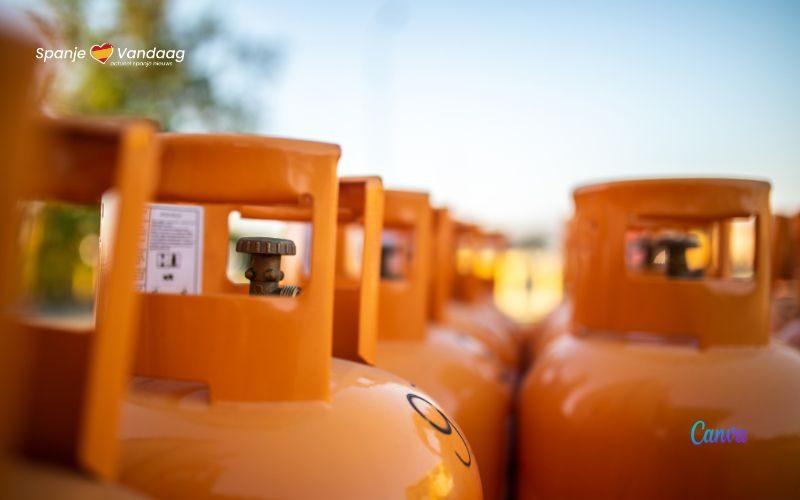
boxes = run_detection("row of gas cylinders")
[1,118,516,498]
[3,20,800,500]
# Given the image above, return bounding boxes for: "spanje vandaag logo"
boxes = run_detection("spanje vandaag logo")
[90,43,113,63]
[36,42,184,67]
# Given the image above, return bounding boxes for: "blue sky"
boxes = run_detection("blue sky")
[215,0,800,238]
[12,0,800,240]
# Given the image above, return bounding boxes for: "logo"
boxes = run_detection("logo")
[36,43,185,67]
[90,43,114,64]
[691,420,747,445]
[112,47,185,66]
[406,393,471,467]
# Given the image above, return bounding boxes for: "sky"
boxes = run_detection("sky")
[211,0,800,240]
[10,0,800,241]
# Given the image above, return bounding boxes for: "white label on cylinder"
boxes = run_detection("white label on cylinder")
[136,204,204,294]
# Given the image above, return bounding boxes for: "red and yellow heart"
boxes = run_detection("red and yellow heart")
[90,43,113,63]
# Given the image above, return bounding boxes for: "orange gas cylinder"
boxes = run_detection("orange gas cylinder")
[0,12,41,467]
[436,218,521,374]
[1,116,156,499]
[116,135,483,499]
[771,214,797,332]
[778,213,800,348]
[374,192,512,500]
[518,178,800,499]
[469,230,525,340]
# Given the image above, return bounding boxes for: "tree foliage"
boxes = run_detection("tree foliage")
[20,0,278,309]
[38,0,277,131]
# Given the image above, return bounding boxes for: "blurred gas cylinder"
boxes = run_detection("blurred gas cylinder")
[374,192,511,500]
[430,210,515,500]
[468,230,521,334]
[523,218,576,367]
[431,210,521,386]
[0,13,41,466]
[777,213,800,348]
[771,214,797,332]
[518,178,800,499]
[438,220,522,374]
[475,229,530,335]
[1,112,157,498]
[116,135,483,499]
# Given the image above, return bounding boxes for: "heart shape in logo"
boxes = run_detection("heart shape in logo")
[90,43,113,64]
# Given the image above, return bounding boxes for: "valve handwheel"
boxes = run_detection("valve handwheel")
[236,236,302,297]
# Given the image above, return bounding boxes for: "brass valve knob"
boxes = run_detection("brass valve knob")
[236,237,301,297]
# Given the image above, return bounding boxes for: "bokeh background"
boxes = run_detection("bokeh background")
[6,0,800,321]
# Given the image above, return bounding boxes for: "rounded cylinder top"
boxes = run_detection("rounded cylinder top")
[573,178,770,215]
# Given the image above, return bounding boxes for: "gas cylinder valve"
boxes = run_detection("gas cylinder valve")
[655,234,703,279]
[380,244,401,280]
[236,237,302,297]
